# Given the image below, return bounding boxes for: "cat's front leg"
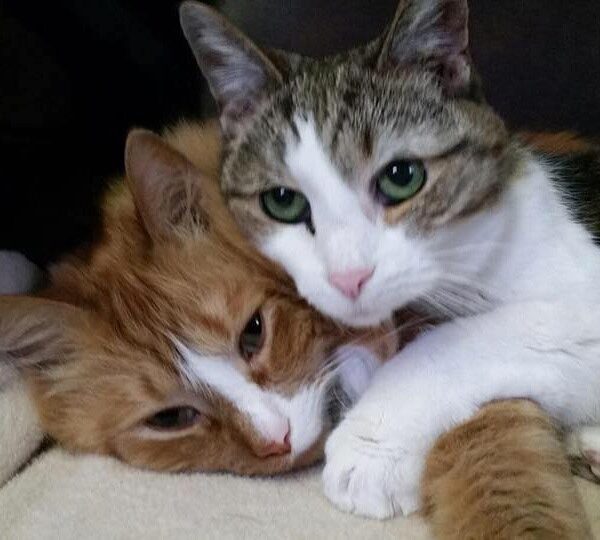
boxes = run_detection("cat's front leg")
[323,357,476,519]
[322,400,445,518]
[323,299,600,519]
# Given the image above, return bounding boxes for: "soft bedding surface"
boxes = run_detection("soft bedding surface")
[1,445,432,539]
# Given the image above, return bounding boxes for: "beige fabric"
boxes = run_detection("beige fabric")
[0,450,432,539]
[0,378,43,486]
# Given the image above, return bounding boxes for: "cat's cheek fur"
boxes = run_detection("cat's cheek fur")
[260,222,438,327]
[259,228,358,324]
[334,345,382,403]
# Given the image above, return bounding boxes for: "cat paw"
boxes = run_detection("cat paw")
[322,417,423,519]
[567,426,600,482]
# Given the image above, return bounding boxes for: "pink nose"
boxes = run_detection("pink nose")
[328,268,374,300]
[255,429,291,458]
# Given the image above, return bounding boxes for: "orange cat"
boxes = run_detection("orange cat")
[0,126,395,475]
[423,400,592,539]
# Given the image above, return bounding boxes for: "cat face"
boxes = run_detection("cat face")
[181,0,522,326]
[0,130,391,475]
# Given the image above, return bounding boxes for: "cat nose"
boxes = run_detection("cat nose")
[256,428,291,458]
[328,268,374,300]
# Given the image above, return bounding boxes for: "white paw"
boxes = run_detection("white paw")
[322,417,424,519]
[567,426,600,481]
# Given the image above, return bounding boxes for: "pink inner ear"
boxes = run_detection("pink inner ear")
[220,95,260,139]
[438,0,469,52]
[443,54,472,95]
[378,0,473,96]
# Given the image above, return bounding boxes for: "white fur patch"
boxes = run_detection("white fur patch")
[285,118,363,228]
[567,426,600,479]
[261,117,402,326]
[334,346,381,404]
[175,341,328,457]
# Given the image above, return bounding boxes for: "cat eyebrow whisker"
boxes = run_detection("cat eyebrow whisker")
[419,276,497,320]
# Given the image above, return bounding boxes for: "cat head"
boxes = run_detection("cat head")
[180,0,522,327]
[0,129,394,474]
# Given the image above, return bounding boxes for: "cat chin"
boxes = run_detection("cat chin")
[303,291,392,328]
[335,310,391,329]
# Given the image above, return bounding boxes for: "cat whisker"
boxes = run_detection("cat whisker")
[438,273,503,302]
[429,240,510,258]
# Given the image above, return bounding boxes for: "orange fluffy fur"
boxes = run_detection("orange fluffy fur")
[423,400,591,539]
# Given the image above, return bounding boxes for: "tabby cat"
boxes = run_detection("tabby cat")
[179,0,600,527]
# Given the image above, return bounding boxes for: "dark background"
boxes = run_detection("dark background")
[2,0,599,266]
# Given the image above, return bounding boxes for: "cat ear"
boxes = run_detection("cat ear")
[377,0,475,97]
[0,296,84,379]
[179,1,283,138]
[125,129,208,242]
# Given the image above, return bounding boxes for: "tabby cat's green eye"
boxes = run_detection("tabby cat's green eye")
[374,160,427,206]
[260,187,311,224]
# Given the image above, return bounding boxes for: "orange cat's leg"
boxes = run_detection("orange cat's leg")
[568,426,600,483]
[422,400,592,540]
[518,131,597,155]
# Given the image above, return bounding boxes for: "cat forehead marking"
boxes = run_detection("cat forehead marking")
[284,116,362,222]
[175,340,288,442]
[175,340,327,457]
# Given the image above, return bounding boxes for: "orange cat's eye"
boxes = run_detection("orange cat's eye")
[145,406,201,430]
[239,310,264,362]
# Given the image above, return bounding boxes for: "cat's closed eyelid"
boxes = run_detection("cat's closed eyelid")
[137,389,213,420]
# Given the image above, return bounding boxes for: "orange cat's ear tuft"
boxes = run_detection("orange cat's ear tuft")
[0,296,85,378]
[125,129,208,242]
